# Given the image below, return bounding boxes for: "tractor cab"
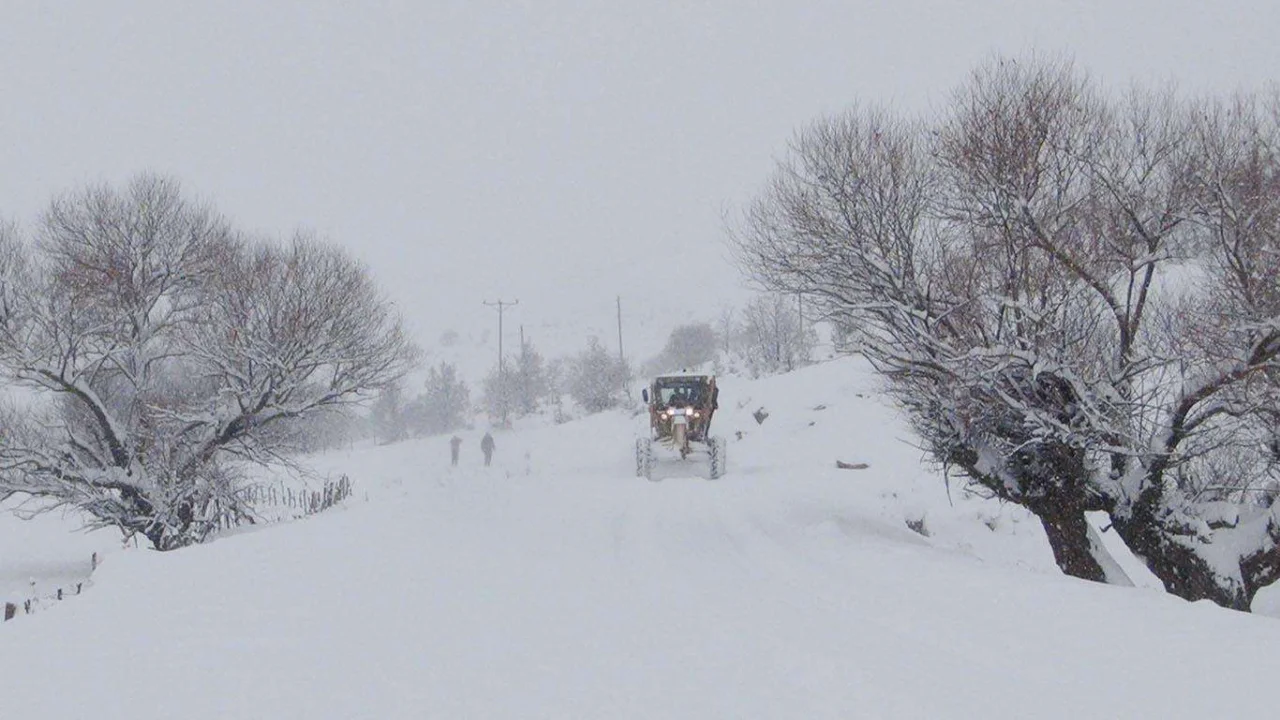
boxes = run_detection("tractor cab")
[642,374,718,443]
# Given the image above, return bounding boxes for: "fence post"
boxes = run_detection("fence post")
[3,602,14,621]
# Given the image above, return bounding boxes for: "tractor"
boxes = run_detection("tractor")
[635,373,726,480]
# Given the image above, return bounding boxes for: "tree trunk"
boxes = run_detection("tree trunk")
[1240,541,1280,608]
[1038,507,1114,583]
[140,501,202,551]
[948,437,1130,585]
[1111,515,1250,611]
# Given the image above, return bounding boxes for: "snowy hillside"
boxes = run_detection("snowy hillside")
[4,357,1280,719]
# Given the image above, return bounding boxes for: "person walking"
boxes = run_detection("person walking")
[480,431,495,467]
[449,435,462,466]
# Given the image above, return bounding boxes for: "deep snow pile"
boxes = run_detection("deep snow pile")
[3,357,1280,719]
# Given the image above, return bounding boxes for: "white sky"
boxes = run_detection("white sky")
[2,0,1277,360]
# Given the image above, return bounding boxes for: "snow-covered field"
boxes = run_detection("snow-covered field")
[4,357,1280,718]
[0,500,108,608]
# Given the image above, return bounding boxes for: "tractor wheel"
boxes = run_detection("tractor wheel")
[635,437,654,479]
[708,436,727,479]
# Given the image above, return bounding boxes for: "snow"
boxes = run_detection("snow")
[654,370,714,379]
[4,356,1280,718]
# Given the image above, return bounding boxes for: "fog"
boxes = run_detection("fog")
[2,0,1275,362]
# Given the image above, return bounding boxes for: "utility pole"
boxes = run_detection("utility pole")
[792,292,805,369]
[797,292,804,342]
[616,296,624,362]
[518,324,526,418]
[617,295,627,397]
[484,298,518,427]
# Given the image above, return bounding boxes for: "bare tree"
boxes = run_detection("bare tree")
[715,305,738,357]
[732,55,1280,610]
[0,175,418,549]
[739,293,816,378]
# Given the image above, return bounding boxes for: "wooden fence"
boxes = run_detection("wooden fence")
[6,475,354,623]
[4,552,99,623]
[218,474,353,530]
[244,474,352,517]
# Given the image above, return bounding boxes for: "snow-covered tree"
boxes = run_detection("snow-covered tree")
[732,55,1280,610]
[409,361,470,435]
[567,337,629,413]
[546,355,570,420]
[512,337,550,415]
[646,322,718,375]
[481,339,557,421]
[739,293,816,378]
[480,362,517,425]
[0,175,418,550]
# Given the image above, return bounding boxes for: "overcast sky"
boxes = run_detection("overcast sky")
[2,0,1277,362]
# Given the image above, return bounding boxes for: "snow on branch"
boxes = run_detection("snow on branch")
[731,55,1280,609]
[0,175,417,550]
